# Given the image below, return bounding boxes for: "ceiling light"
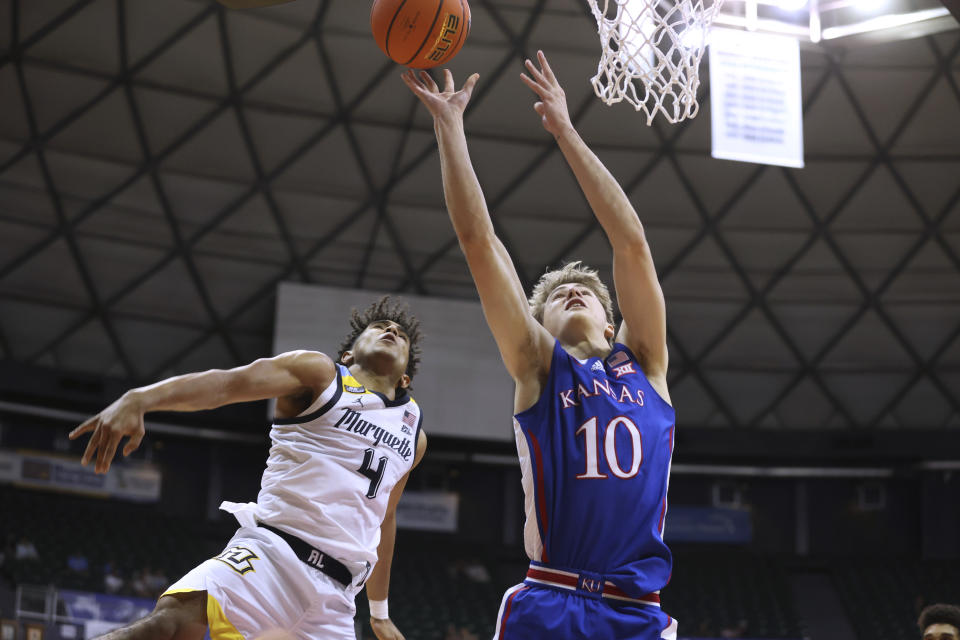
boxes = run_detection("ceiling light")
[680,24,710,49]
[853,0,888,12]
[821,6,950,38]
[769,0,807,9]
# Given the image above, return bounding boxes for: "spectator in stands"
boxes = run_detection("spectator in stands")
[0,534,16,586]
[447,558,491,584]
[130,568,151,598]
[461,558,491,584]
[104,566,125,594]
[14,536,38,561]
[144,567,169,599]
[443,623,478,640]
[919,604,960,640]
[66,550,89,574]
[0,534,11,569]
[721,619,749,638]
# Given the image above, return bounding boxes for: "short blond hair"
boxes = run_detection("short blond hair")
[528,261,615,326]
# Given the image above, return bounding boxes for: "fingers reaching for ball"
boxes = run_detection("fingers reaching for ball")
[401,69,480,122]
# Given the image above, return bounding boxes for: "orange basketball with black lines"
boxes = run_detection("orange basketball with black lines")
[371,0,471,69]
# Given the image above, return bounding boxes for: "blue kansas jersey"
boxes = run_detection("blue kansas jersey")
[513,340,676,599]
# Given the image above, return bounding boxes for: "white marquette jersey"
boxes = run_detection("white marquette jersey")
[222,363,422,578]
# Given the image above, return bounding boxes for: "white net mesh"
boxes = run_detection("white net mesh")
[586,0,725,125]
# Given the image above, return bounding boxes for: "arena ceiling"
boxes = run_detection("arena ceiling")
[0,0,958,431]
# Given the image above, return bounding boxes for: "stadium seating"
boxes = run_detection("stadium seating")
[833,557,960,640]
[662,548,805,638]
[0,485,227,596]
[357,536,514,640]
[4,485,958,640]
[359,540,808,640]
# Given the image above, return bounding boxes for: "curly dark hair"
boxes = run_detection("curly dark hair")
[336,296,422,385]
[919,604,960,634]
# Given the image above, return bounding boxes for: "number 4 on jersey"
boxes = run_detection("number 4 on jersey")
[358,448,388,499]
[576,416,643,479]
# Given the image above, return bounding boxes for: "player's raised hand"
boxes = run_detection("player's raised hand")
[520,50,573,138]
[370,617,405,640]
[68,394,146,474]
[401,68,479,124]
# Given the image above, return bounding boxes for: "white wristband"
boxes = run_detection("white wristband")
[369,599,389,620]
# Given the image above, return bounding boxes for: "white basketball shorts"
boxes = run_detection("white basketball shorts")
[162,526,363,640]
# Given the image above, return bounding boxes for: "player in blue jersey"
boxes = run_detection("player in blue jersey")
[403,51,677,639]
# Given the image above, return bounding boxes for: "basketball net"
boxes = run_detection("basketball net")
[586,0,725,125]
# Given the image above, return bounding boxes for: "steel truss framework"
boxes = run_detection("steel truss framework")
[0,0,958,431]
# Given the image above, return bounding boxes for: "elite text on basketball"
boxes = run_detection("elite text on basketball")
[426,14,462,62]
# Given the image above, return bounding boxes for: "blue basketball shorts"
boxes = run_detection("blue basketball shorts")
[492,578,677,640]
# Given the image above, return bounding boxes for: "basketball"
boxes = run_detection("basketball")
[371,0,471,69]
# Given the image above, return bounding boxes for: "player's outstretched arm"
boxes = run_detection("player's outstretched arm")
[521,51,669,393]
[366,429,428,640]
[68,350,336,474]
[401,69,553,388]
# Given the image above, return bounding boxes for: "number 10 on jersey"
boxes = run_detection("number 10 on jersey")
[576,416,643,479]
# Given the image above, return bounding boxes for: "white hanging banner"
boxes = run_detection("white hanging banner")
[0,449,161,502]
[709,28,804,168]
[396,490,460,532]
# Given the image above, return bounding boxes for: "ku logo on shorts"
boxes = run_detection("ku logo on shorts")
[215,546,259,575]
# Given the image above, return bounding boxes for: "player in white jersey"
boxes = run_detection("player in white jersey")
[68,296,427,640]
